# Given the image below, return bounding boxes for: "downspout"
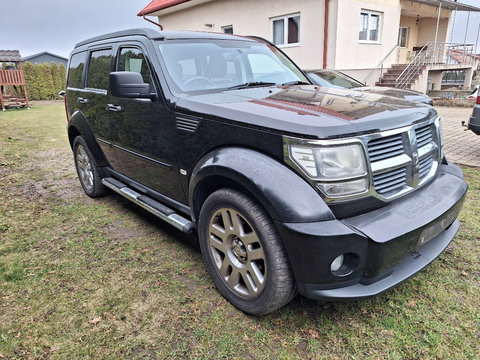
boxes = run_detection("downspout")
[323,0,329,69]
[142,15,164,30]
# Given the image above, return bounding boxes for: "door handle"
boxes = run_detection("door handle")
[77,97,89,104]
[106,104,124,112]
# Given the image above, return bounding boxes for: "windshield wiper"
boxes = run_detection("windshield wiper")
[227,81,276,90]
[281,80,311,86]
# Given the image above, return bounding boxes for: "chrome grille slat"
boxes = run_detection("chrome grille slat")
[419,154,434,180]
[366,118,440,200]
[367,134,404,162]
[373,168,407,194]
[415,124,433,148]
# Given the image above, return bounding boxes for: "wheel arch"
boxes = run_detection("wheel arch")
[67,111,109,167]
[189,147,335,224]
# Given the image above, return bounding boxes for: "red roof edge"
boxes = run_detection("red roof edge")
[138,0,191,16]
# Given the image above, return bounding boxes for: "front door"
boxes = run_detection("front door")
[108,45,184,203]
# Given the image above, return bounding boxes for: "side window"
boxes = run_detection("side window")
[118,48,153,86]
[86,49,112,90]
[67,52,87,89]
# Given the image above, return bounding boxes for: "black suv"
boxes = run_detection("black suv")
[65,29,467,315]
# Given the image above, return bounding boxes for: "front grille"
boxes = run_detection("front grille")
[415,124,433,148]
[366,119,440,200]
[419,154,434,180]
[373,167,407,195]
[367,134,404,162]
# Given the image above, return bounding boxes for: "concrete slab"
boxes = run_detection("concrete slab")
[435,106,480,167]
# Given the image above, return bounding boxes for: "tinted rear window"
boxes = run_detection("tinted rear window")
[86,49,112,90]
[67,52,86,89]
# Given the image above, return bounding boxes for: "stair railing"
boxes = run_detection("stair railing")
[395,41,475,89]
[363,44,399,85]
[395,42,431,89]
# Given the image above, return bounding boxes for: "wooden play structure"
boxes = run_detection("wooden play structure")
[0,50,30,111]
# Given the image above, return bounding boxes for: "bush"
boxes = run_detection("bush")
[21,61,65,100]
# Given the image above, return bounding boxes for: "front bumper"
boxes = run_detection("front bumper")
[468,104,480,135]
[276,162,467,300]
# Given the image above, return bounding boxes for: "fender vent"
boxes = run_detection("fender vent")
[176,114,201,133]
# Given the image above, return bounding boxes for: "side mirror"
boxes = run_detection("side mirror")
[109,71,156,99]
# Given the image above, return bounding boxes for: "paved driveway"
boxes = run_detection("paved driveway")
[436,106,480,167]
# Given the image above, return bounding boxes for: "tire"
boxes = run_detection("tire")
[73,136,107,198]
[198,188,296,315]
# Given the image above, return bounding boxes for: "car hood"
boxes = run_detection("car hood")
[354,86,432,103]
[176,85,436,139]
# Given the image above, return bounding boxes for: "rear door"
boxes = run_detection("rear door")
[81,47,122,170]
[109,44,184,202]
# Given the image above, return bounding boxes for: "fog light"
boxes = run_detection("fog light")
[330,254,344,272]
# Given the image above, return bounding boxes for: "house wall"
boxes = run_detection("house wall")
[152,0,454,86]
[398,16,419,64]
[22,54,68,67]
[156,0,326,70]
[331,0,402,83]
[417,18,449,46]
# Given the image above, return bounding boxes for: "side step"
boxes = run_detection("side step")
[102,177,195,233]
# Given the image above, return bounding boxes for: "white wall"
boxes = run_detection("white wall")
[156,0,326,70]
[332,0,402,71]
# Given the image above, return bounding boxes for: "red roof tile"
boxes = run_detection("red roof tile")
[138,0,190,16]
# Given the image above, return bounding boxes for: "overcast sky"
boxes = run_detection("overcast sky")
[1,0,480,59]
[0,1,156,58]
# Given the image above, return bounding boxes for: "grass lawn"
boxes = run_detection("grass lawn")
[0,103,479,359]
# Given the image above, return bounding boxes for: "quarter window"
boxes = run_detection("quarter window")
[67,52,86,89]
[272,14,300,46]
[86,49,112,90]
[117,48,153,86]
[359,10,381,42]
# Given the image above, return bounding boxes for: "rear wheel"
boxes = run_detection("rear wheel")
[198,188,296,315]
[73,136,107,197]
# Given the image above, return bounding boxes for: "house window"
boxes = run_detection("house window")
[222,25,233,34]
[359,10,381,42]
[272,13,300,46]
[398,27,408,48]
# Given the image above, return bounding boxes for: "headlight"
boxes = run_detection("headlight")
[289,142,369,198]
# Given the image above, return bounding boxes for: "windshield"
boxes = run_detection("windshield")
[157,39,309,93]
[308,70,364,89]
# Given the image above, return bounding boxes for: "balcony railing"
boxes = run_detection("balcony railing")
[395,42,477,89]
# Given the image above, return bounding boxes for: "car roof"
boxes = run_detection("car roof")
[75,28,256,49]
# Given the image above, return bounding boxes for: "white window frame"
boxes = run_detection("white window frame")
[271,13,300,48]
[359,10,382,44]
[398,26,408,48]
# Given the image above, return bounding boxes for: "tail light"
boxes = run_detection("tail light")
[477,95,480,105]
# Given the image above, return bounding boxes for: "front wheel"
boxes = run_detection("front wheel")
[73,136,107,198]
[198,188,296,315]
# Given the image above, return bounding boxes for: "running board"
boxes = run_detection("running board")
[101,177,194,233]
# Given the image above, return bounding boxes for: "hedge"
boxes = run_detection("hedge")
[22,61,67,100]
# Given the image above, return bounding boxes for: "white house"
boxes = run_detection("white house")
[138,0,480,93]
